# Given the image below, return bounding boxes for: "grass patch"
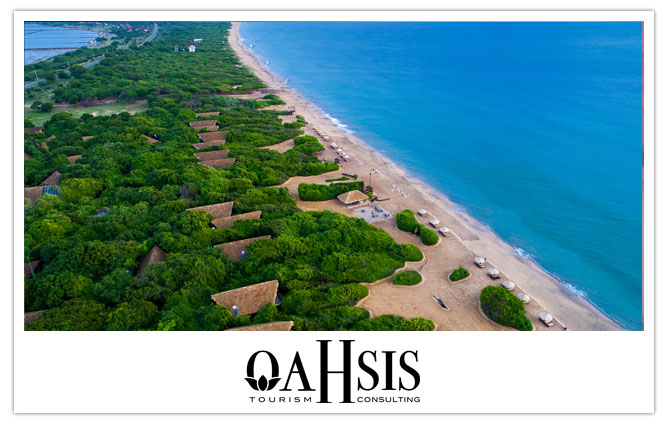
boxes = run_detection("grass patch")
[393,270,422,286]
[25,101,149,126]
[480,286,533,331]
[449,265,470,282]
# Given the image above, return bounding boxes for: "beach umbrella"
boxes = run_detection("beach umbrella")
[539,311,553,322]
[488,267,500,276]
[474,256,485,264]
[502,280,515,290]
[518,293,531,304]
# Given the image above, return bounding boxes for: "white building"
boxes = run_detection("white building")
[188,45,196,53]
[193,38,203,43]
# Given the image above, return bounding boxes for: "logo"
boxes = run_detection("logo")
[244,340,421,405]
[245,351,281,391]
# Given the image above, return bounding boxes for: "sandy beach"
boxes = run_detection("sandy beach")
[228,22,621,331]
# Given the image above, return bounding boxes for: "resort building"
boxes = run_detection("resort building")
[214,235,271,262]
[337,190,369,206]
[195,111,220,118]
[197,130,228,143]
[188,45,196,52]
[210,280,279,316]
[211,211,262,230]
[187,201,234,219]
[193,149,229,161]
[188,120,218,131]
[199,158,236,169]
[135,246,167,275]
[41,171,62,186]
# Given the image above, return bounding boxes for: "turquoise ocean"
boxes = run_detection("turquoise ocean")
[239,22,643,330]
[25,22,98,65]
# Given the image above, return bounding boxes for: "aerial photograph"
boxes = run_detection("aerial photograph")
[22,21,642,332]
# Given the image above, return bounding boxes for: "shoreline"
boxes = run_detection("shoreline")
[229,22,622,331]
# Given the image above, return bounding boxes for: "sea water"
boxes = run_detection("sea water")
[240,22,643,330]
[24,22,99,65]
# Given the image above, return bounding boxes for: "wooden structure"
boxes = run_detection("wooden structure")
[227,321,294,331]
[26,127,43,133]
[196,111,220,118]
[197,130,228,143]
[41,171,62,186]
[211,280,279,316]
[215,235,271,262]
[193,150,229,161]
[135,246,167,275]
[189,120,218,131]
[199,158,236,169]
[337,190,369,206]
[193,140,225,150]
[187,201,234,219]
[211,211,261,230]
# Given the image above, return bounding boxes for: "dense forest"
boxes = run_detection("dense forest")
[24,22,434,331]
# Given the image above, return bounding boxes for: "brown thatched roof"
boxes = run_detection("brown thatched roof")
[24,186,45,203]
[24,152,31,160]
[212,211,261,230]
[227,321,294,331]
[197,130,228,142]
[193,140,225,150]
[215,235,271,262]
[135,246,167,275]
[337,190,368,205]
[24,310,46,328]
[211,280,279,316]
[41,171,62,186]
[47,135,56,141]
[24,261,41,279]
[196,111,220,117]
[187,201,233,219]
[189,120,218,128]
[199,158,236,169]
[144,135,160,144]
[66,155,82,164]
[193,150,229,161]
[81,135,94,141]
[26,127,43,133]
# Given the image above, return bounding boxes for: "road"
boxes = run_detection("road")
[138,23,159,47]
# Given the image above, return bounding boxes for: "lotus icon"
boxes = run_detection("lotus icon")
[245,350,281,391]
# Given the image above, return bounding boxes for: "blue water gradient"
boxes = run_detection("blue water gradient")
[25,23,98,64]
[240,22,643,330]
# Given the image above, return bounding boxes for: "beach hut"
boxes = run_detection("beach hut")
[518,293,531,304]
[337,190,369,206]
[227,321,294,331]
[41,171,62,186]
[474,256,486,268]
[211,211,262,230]
[502,280,516,291]
[487,267,501,279]
[214,235,271,262]
[417,209,428,216]
[199,158,236,169]
[439,227,450,237]
[429,219,440,228]
[211,280,279,316]
[187,201,234,219]
[197,130,228,143]
[135,246,167,275]
[189,120,218,131]
[193,149,229,161]
[539,311,555,327]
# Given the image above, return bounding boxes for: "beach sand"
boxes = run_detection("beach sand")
[229,22,621,331]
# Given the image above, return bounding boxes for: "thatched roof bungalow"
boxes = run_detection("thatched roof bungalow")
[227,321,294,331]
[193,140,225,150]
[24,186,45,203]
[41,171,62,186]
[189,120,219,131]
[144,135,160,144]
[196,111,220,117]
[24,310,46,328]
[24,260,41,279]
[337,190,369,206]
[24,152,31,160]
[211,211,261,230]
[197,130,228,143]
[211,280,279,316]
[66,155,82,164]
[135,246,167,275]
[187,201,233,219]
[215,235,271,262]
[199,158,236,169]
[193,150,229,161]
[26,127,43,133]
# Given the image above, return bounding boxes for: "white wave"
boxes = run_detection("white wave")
[324,113,354,134]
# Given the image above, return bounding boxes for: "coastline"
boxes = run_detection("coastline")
[229,22,622,331]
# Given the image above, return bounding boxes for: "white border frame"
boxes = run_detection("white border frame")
[13,10,654,414]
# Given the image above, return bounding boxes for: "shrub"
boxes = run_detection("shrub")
[396,209,419,232]
[480,286,533,331]
[419,225,439,245]
[298,181,363,201]
[39,102,54,113]
[399,244,423,262]
[449,265,470,282]
[393,270,422,286]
